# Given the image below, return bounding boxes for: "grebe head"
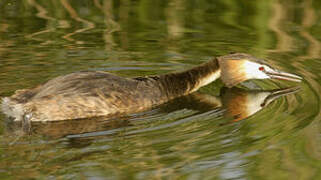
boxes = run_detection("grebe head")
[221,86,300,122]
[218,53,302,87]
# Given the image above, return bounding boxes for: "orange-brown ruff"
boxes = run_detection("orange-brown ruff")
[1,53,302,121]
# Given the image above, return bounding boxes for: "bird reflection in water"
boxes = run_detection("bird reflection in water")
[4,86,300,139]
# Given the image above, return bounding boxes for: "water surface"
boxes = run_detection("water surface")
[0,0,321,179]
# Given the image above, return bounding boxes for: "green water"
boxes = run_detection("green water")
[0,0,321,179]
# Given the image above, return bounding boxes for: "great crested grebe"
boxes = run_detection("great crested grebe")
[1,53,302,122]
[5,86,299,138]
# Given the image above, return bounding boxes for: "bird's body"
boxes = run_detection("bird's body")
[1,53,302,122]
[2,58,220,121]
[3,72,163,121]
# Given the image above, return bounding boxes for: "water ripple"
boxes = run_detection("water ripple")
[0,0,320,179]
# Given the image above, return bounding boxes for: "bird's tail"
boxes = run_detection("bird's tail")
[1,97,24,121]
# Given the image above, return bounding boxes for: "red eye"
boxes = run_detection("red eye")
[259,67,265,71]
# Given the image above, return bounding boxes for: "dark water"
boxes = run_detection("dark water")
[0,0,321,179]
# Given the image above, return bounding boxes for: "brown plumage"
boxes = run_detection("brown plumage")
[2,58,220,121]
[4,86,299,138]
[1,53,302,122]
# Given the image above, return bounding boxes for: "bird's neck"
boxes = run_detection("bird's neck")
[155,58,221,99]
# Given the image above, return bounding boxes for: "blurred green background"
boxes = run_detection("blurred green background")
[0,0,320,179]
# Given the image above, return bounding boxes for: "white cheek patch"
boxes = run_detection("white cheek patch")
[245,92,270,116]
[263,66,274,72]
[243,61,270,79]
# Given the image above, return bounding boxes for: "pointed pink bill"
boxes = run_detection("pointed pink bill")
[266,69,303,82]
